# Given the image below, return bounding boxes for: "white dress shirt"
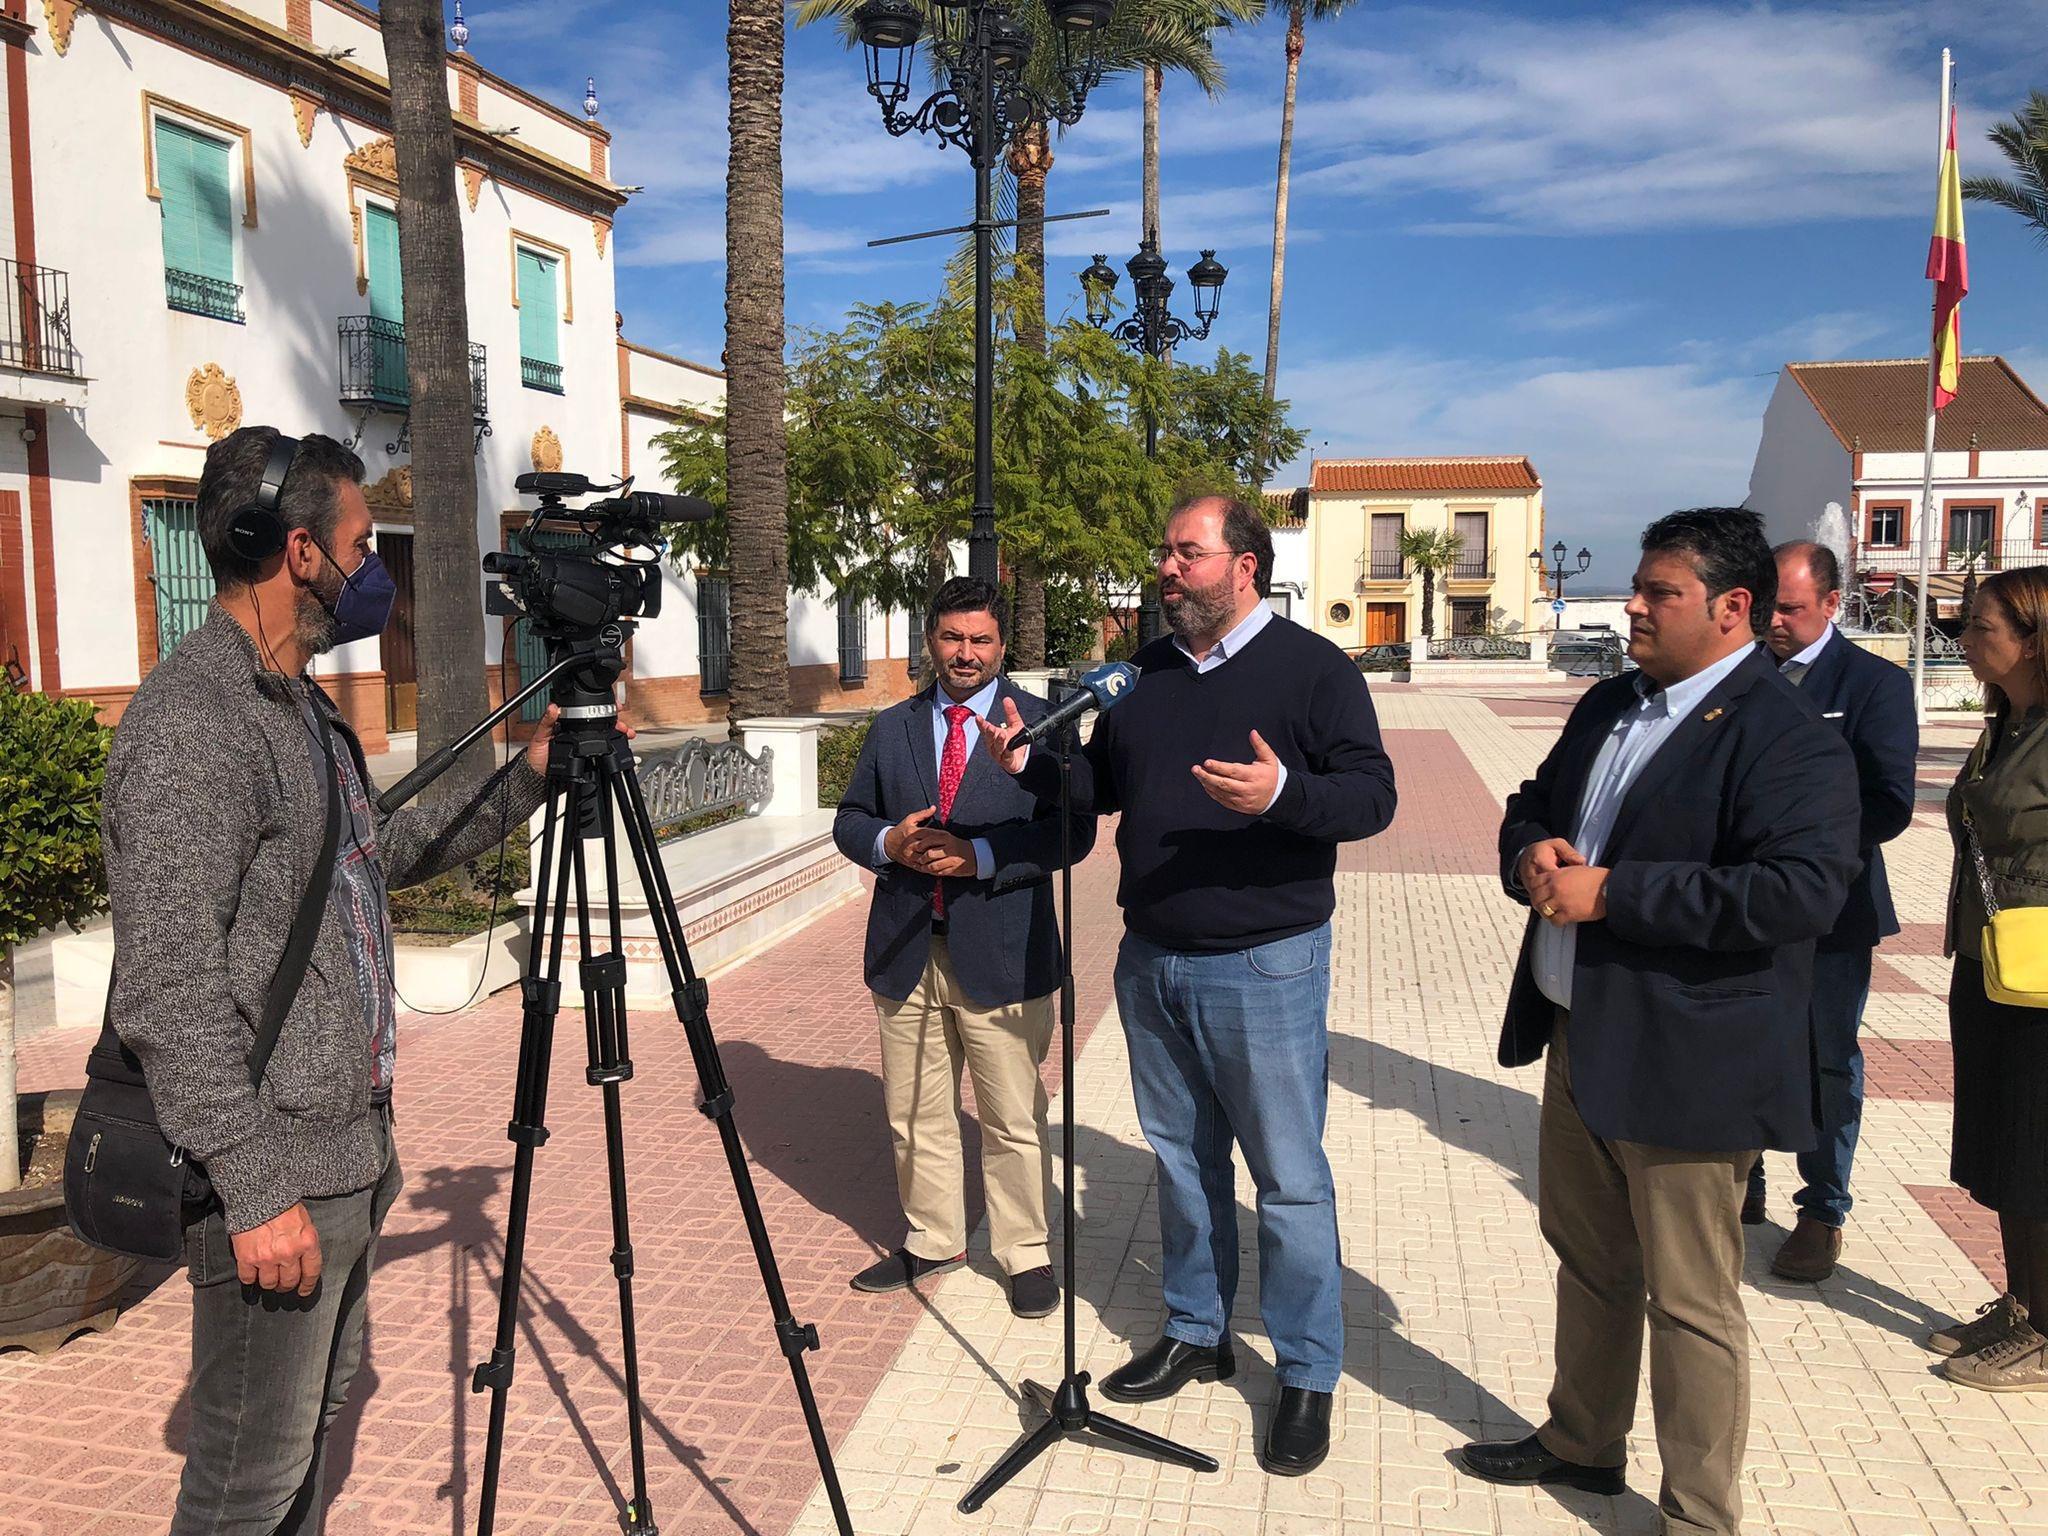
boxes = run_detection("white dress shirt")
[1531,643,1759,1009]
[1779,622,1833,685]
[872,674,999,880]
[1172,600,1288,812]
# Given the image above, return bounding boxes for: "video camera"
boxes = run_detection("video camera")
[483,471,716,641]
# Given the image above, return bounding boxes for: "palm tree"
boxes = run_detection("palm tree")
[1963,90,2048,240]
[726,0,792,724]
[1259,0,1355,485]
[382,0,491,809]
[1397,526,1462,643]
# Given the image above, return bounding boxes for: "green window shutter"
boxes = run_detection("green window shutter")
[155,120,233,283]
[517,249,559,368]
[143,497,210,662]
[365,204,402,323]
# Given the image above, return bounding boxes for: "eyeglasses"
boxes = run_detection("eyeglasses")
[1151,544,1239,569]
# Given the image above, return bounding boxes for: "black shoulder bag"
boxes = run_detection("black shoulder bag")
[64,706,343,1261]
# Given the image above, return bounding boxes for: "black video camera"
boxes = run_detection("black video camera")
[484,471,716,641]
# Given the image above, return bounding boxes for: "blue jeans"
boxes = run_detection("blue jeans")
[1114,924,1342,1393]
[1748,947,1872,1228]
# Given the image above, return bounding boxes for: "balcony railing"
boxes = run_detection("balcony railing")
[166,269,245,323]
[1363,556,1407,581]
[1858,538,2046,575]
[0,260,81,377]
[1449,547,1495,580]
[337,316,489,427]
[521,356,564,394]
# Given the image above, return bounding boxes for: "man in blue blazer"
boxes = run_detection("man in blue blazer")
[832,577,1093,1319]
[1457,509,1860,1536]
[1747,541,1918,1282]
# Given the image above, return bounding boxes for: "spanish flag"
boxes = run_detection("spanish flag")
[1927,105,1967,410]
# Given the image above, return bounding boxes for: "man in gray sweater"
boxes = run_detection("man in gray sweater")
[104,426,553,1533]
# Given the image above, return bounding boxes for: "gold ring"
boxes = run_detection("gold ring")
[1540,903,1557,918]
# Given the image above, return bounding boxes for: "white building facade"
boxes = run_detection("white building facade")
[0,0,913,750]
[1746,357,2048,620]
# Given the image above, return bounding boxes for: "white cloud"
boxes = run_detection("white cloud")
[1276,344,1775,567]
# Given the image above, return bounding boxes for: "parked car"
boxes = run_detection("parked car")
[1548,629,1629,678]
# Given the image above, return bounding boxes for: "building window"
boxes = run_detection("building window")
[142,496,211,660]
[837,592,868,684]
[1947,504,1996,567]
[1368,514,1404,580]
[1451,511,1490,578]
[1866,503,1904,548]
[698,573,731,696]
[1265,588,1293,621]
[1450,597,1488,636]
[154,119,243,323]
[516,247,563,393]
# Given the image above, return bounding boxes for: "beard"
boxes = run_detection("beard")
[292,576,342,658]
[1163,573,1237,645]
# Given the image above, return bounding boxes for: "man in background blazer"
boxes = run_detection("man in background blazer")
[833,577,1094,1319]
[1746,540,1918,1281]
[1457,509,1860,1536]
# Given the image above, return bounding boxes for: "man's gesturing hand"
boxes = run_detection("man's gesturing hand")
[1526,860,1610,927]
[1192,731,1281,815]
[884,806,939,867]
[1516,837,1585,893]
[973,698,1030,775]
[904,826,977,879]
[231,1202,323,1296]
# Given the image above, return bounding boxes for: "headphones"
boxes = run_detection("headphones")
[224,433,302,563]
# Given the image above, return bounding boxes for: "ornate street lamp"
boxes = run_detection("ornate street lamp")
[853,0,1113,582]
[1530,540,1593,631]
[1081,231,1228,643]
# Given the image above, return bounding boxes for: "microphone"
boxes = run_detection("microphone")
[1015,662,1139,749]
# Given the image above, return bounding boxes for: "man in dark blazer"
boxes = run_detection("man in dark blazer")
[832,576,1093,1319]
[1457,509,1860,1536]
[1747,540,1918,1281]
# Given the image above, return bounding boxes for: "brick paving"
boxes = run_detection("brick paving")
[7,686,2044,1536]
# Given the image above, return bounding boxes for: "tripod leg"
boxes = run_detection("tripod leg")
[475,772,580,1536]
[578,759,656,1536]
[1079,1411,1221,1473]
[609,744,855,1536]
[956,1413,1063,1514]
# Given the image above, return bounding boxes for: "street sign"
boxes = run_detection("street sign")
[1551,599,1567,614]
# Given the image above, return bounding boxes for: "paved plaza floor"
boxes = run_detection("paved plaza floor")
[5,675,2040,1535]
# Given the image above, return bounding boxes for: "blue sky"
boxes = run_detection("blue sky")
[465,0,2048,580]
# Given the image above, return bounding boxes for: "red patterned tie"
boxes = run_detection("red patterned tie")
[934,704,972,919]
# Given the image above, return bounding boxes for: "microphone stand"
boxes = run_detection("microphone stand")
[957,715,1218,1512]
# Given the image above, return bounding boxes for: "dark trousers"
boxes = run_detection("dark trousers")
[170,1112,401,1535]
[1747,947,1872,1226]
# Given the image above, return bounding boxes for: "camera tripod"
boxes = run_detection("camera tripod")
[379,630,854,1536]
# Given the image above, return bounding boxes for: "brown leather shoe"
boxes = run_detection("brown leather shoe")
[1770,1215,1843,1282]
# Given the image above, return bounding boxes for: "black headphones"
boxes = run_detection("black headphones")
[224,433,302,563]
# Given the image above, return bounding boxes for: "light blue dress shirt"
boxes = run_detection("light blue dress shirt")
[872,674,998,880]
[1531,642,1759,1009]
[1171,600,1288,812]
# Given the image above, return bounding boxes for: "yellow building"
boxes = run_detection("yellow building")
[1305,456,1547,649]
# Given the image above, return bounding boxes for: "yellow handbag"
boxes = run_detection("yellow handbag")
[1965,808,2048,1008]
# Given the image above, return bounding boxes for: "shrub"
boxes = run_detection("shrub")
[0,692,110,951]
[388,833,529,938]
[819,715,874,807]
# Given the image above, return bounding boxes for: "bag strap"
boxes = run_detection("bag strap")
[246,698,342,1084]
[1963,802,2002,921]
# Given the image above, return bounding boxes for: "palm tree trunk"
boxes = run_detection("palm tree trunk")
[1143,64,1162,243]
[382,0,490,809]
[725,0,791,725]
[0,947,17,1191]
[1258,1,1305,487]
[1008,121,1052,668]
[1420,567,1436,640]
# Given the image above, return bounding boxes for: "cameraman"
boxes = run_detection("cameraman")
[103,426,555,1533]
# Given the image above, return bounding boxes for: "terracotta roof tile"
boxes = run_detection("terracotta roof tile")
[1262,487,1309,524]
[1786,357,2048,453]
[1309,456,1542,494]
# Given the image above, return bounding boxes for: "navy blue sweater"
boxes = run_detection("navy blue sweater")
[1025,619,1397,952]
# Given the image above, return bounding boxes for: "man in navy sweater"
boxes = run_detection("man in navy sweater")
[980,495,1397,1475]
[1745,541,1917,1282]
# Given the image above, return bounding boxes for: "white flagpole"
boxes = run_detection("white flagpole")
[1913,46,1953,726]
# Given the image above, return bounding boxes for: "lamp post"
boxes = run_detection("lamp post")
[853,0,1114,583]
[1529,539,1592,631]
[1081,233,1227,644]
